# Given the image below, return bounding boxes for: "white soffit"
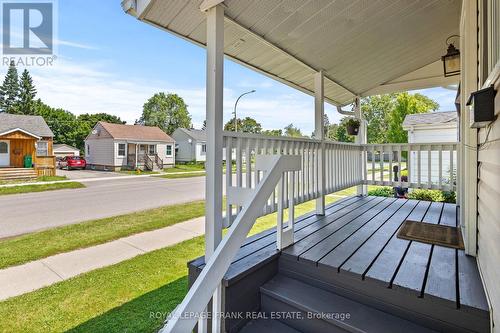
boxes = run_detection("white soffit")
[124,0,462,105]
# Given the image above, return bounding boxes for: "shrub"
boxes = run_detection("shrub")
[441,191,456,203]
[368,187,394,197]
[408,189,444,202]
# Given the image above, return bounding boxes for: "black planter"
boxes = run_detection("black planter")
[346,124,359,135]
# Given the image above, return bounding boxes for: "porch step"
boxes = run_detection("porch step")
[0,168,37,180]
[260,275,437,333]
[239,318,300,333]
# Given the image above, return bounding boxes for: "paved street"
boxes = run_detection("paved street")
[0,176,206,239]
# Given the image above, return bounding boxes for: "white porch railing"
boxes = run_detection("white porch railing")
[161,133,458,333]
[362,143,457,191]
[223,132,362,227]
[161,154,301,333]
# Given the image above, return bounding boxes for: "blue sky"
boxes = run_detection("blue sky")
[1,0,457,135]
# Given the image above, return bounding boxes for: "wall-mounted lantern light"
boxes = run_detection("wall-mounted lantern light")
[441,35,460,77]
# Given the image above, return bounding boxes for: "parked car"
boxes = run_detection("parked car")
[59,156,87,170]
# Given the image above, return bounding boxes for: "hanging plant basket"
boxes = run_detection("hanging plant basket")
[346,118,361,135]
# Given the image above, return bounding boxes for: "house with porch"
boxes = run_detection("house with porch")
[85,122,175,171]
[0,113,56,180]
[123,0,500,332]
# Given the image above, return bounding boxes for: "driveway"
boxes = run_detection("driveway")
[0,175,206,239]
[56,169,124,180]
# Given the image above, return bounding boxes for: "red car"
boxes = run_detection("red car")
[59,156,86,170]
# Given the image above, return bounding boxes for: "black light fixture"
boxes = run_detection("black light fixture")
[441,35,460,77]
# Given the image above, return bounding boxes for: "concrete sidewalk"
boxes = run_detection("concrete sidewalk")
[0,216,205,301]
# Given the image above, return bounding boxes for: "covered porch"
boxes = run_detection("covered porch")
[126,142,164,171]
[0,130,56,179]
[189,196,489,332]
[122,0,491,332]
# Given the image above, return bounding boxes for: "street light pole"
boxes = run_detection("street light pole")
[233,89,256,132]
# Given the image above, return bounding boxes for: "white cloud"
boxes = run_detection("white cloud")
[55,39,99,50]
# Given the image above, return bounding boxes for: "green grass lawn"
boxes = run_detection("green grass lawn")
[0,182,84,196]
[0,175,68,185]
[164,164,205,173]
[0,200,206,270]
[0,194,347,333]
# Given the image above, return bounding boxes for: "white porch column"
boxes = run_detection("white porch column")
[314,71,325,215]
[205,3,224,332]
[354,96,367,196]
[460,0,478,256]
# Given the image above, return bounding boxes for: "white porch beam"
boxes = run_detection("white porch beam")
[205,4,224,332]
[200,0,225,12]
[354,96,367,196]
[314,71,325,215]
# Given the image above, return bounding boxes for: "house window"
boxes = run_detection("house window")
[166,144,172,156]
[36,141,48,156]
[0,142,7,154]
[201,144,207,153]
[117,143,126,157]
[86,144,90,156]
[148,145,156,155]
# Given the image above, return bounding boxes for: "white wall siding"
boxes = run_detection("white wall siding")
[85,138,114,166]
[477,70,500,332]
[157,143,175,165]
[195,142,207,162]
[172,129,196,162]
[113,141,128,167]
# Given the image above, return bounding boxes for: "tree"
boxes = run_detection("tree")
[0,60,20,113]
[284,123,304,137]
[33,100,81,148]
[386,92,439,143]
[137,92,191,135]
[361,94,396,144]
[18,69,37,115]
[224,116,262,133]
[33,100,125,151]
[262,129,283,136]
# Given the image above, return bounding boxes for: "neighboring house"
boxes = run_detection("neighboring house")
[85,122,175,171]
[0,113,56,179]
[403,111,458,184]
[171,128,207,162]
[53,144,80,158]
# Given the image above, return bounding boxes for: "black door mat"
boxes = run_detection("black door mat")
[397,220,465,249]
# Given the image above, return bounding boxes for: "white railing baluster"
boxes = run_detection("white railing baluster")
[438,145,443,189]
[417,145,421,188]
[225,136,233,226]
[427,145,432,189]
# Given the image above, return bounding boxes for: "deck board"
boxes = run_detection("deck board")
[423,203,457,303]
[364,200,431,284]
[299,198,395,263]
[391,202,444,294]
[285,196,388,258]
[339,199,420,276]
[317,198,407,269]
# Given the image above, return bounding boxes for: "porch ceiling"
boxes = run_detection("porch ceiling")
[124,0,461,105]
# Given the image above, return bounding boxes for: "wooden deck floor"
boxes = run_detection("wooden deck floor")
[189,196,490,332]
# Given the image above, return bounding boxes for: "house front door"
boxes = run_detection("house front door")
[0,140,10,167]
